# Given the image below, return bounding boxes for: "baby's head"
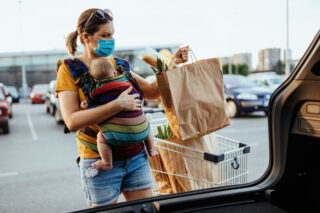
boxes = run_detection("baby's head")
[89,58,116,80]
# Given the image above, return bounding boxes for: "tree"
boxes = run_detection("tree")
[237,64,249,76]
[222,63,249,76]
[273,61,285,74]
[222,64,235,75]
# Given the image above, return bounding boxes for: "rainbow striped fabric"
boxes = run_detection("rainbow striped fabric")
[90,73,150,146]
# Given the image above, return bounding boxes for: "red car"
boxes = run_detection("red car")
[0,83,10,133]
[30,84,49,104]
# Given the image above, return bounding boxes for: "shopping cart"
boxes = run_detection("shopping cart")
[146,113,250,196]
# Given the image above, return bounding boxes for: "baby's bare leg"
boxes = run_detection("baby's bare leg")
[92,132,113,170]
[144,130,158,157]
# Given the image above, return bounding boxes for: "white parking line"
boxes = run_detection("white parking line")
[26,111,38,141]
[0,172,18,178]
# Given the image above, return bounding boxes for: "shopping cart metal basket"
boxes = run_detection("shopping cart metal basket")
[146,114,250,196]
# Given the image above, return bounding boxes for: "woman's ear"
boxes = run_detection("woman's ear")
[81,32,90,44]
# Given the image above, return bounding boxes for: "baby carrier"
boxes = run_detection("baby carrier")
[56,57,145,150]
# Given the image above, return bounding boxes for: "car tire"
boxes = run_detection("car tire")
[50,105,55,116]
[264,110,268,116]
[45,101,50,113]
[54,108,63,124]
[3,121,9,134]
[227,100,239,118]
[9,113,12,119]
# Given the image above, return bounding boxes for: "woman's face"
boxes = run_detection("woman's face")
[87,22,115,49]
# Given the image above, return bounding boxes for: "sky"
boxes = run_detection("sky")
[0,0,319,69]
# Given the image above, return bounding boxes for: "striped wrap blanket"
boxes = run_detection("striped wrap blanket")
[88,73,150,146]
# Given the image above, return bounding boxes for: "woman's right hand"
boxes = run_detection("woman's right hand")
[117,86,141,111]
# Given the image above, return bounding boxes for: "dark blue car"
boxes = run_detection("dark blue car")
[223,74,272,117]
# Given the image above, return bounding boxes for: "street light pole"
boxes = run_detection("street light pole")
[285,0,290,77]
[18,0,28,99]
[228,57,232,74]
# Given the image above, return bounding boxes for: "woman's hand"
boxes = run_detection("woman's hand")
[117,86,141,111]
[170,46,190,67]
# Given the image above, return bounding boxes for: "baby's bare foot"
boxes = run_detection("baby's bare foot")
[148,149,159,157]
[92,160,113,170]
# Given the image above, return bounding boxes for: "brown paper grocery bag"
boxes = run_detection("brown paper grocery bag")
[149,133,223,194]
[182,133,224,190]
[156,57,230,140]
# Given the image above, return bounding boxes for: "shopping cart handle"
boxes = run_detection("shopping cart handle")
[143,108,165,113]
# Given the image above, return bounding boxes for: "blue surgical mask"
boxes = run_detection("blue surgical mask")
[94,39,115,57]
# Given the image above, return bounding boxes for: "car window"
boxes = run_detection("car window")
[224,75,259,89]
[269,77,285,85]
[5,86,18,96]
[0,90,4,100]
[0,1,318,212]
[262,79,269,86]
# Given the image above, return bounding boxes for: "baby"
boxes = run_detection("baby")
[80,58,158,170]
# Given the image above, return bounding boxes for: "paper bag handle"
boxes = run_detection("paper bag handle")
[181,48,205,73]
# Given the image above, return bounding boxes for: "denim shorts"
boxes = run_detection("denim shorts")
[79,150,153,207]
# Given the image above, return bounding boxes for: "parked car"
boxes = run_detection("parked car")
[30,84,49,104]
[223,74,273,117]
[0,83,10,133]
[45,80,57,114]
[53,97,64,124]
[0,83,12,119]
[4,86,20,103]
[43,80,63,124]
[248,72,286,91]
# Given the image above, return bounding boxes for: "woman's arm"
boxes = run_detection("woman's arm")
[131,46,190,100]
[131,72,160,100]
[59,86,140,131]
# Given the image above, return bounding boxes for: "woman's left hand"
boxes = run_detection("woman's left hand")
[171,46,190,66]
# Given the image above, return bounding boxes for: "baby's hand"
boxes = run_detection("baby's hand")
[80,100,88,110]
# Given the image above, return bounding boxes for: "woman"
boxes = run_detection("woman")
[56,8,189,207]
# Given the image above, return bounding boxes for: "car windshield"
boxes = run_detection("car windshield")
[269,77,285,85]
[0,90,4,100]
[5,86,18,96]
[52,81,57,91]
[33,85,48,93]
[224,76,258,89]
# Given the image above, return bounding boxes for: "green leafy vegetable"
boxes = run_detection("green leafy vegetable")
[157,124,174,139]
[151,57,169,74]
